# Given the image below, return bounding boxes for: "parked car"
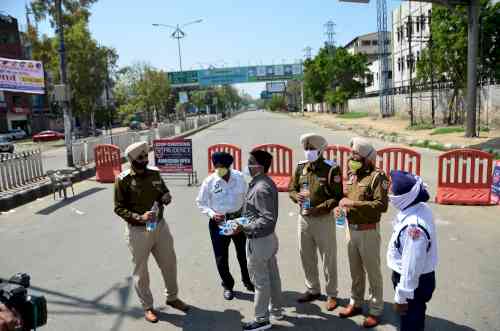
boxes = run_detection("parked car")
[0,136,14,153]
[8,129,27,140]
[32,130,65,142]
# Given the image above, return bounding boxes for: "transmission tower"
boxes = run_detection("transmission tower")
[377,0,393,116]
[324,20,336,49]
[303,46,312,60]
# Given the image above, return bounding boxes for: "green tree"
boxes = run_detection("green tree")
[190,90,208,113]
[416,0,500,125]
[267,94,287,112]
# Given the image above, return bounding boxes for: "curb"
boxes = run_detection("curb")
[0,115,238,212]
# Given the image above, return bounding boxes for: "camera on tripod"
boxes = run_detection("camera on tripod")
[0,273,47,330]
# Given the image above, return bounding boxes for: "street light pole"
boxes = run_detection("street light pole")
[56,0,73,167]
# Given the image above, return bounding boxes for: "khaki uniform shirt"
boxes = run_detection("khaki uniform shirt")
[345,166,389,224]
[289,157,343,213]
[114,166,170,225]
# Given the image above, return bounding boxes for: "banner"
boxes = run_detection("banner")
[0,57,45,94]
[492,160,500,204]
[154,139,193,173]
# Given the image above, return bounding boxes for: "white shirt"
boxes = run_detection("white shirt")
[387,202,438,304]
[196,169,248,219]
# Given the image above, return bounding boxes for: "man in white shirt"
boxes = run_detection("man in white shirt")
[196,152,254,300]
[387,170,438,331]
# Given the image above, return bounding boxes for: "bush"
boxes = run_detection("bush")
[430,127,464,135]
[408,123,435,130]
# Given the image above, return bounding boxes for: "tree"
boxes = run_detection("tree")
[304,47,368,113]
[267,94,287,112]
[416,0,500,126]
[190,90,208,113]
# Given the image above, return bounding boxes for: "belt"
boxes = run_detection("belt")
[348,223,377,231]
[247,232,272,239]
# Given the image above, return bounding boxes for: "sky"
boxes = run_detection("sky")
[3,0,402,97]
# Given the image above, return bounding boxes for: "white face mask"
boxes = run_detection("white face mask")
[244,165,261,178]
[304,150,320,163]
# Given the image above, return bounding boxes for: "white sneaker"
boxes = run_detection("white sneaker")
[270,311,284,321]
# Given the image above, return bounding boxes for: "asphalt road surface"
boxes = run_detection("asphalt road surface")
[1,111,498,331]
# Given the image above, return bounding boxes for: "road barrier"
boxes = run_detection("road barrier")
[436,149,493,205]
[95,144,122,183]
[0,150,44,192]
[377,147,421,176]
[252,144,293,192]
[208,144,242,173]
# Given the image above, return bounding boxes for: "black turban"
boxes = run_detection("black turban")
[250,150,273,172]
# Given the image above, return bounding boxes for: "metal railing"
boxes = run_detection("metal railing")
[0,150,44,192]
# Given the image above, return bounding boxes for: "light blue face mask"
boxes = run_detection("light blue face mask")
[244,165,261,177]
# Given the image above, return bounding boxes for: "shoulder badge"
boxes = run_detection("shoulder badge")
[323,159,337,167]
[381,179,389,190]
[407,224,422,240]
[147,165,160,172]
[333,175,342,183]
[298,160,308,165]
[118,169,131,180]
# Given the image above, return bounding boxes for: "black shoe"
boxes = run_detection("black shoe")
[243,320,271,331]
[297,292,321,303]
[244,283,255,292]
[224,289,234,300]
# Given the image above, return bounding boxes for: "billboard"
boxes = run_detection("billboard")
[0,57,45,94]
[154,139,193,173]
[266,82,286,93]
[168,63,303,87]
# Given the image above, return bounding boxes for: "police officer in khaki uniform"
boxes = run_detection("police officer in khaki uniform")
[289,133,343,311]
[114,142,189,323]
[337,137,389,328]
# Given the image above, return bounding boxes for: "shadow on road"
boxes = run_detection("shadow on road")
[279,291,475,330]
[35,187,106,215]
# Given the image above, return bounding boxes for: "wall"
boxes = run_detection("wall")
[347,85,500,125]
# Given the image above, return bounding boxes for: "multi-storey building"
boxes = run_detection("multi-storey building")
[392,1,433,90]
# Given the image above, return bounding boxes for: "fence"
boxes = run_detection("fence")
[0,150,44,192]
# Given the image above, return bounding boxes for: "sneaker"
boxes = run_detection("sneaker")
[243,320,272,331]
[224,289,234,300]
[244,282,255,292]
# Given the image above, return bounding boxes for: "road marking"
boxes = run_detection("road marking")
[71,207,85,215]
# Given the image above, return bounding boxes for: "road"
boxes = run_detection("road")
[1,111,498,331]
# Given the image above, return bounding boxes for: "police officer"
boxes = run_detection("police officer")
[387,171,437,331]
[114,141,189,323]
[337,137,388,328]
[289,133,343,311]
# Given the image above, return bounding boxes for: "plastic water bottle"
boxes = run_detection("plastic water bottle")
[146,201,159,232]
[301,182,311,210]
[336,208,346,227]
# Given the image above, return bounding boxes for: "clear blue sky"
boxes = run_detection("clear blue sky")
[3,0,400,97]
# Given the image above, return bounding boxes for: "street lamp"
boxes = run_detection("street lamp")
[152,19,203,72]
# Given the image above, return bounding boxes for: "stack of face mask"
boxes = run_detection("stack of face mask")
[218,217,250,236]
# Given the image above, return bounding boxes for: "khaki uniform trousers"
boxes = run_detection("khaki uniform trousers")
[347,224,384,316]
[298,213,338,298]
[126,220,178,310]
[247,233,283,322]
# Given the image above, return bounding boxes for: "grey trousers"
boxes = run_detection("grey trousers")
[246,233,283,322]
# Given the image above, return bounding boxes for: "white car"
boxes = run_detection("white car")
[0,136,14,153]
[8,129,27,140]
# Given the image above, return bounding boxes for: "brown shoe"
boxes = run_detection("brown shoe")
[144,309,159,323]
[338,304,363,318]
[325,297,338,311]
[297,292,321,303]
[363,315,380,328]
[167,299,190,312]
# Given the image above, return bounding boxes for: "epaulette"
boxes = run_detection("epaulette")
[147,165,160,172]
[298,160,308,165]
[118,169,131,180]
[324,159,337,167]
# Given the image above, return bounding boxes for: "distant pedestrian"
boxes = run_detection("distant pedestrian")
[337,137,389,328]
[196,152,254,301]
[289,133,343,311]
[236,150,283,331]
[114,142,189,323]
[387,171,438,331]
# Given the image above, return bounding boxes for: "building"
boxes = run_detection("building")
[365,56,393,95]
[392,1,432,90]
[0,14,32,134]
[344,32,391,63]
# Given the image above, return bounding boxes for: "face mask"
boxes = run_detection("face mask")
[132,160,148,170]
[348,160,363,172]
[244,165,261,177]
[304,150,320,163]
[215,167,229,178]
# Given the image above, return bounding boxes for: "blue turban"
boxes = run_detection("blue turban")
[212,152,233,168]
[389,170,430,210]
